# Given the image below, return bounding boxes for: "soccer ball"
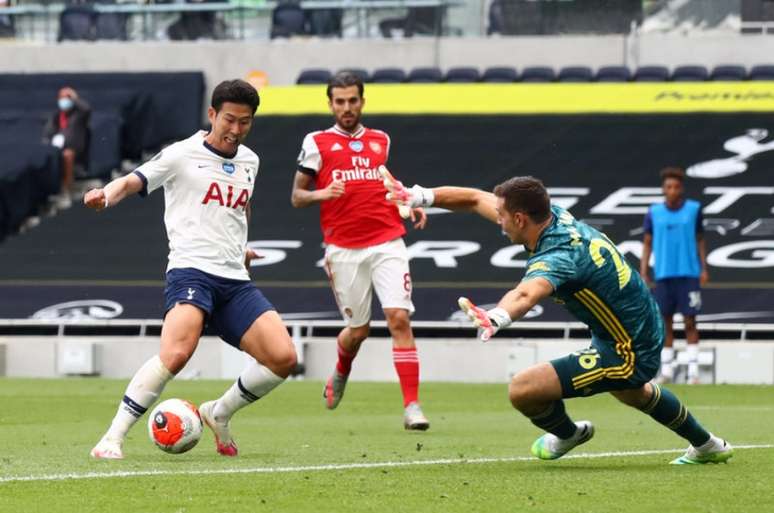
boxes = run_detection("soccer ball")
[148,398,203,454]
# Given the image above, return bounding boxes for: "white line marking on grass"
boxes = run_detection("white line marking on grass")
[2,444,771,484]
[692,406,774,412]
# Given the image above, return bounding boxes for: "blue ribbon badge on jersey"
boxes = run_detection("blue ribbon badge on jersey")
[222,162,236,174]
[349,140,364,152]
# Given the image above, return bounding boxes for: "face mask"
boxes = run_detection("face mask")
[58,97,74,111]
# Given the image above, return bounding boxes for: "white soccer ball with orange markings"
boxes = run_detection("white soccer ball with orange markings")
[148,398,203,454]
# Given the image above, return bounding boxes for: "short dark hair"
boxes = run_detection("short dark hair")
[211,79,260,113]
[660,166,685,184]
[327,71,364,99]
[493,176,551,223]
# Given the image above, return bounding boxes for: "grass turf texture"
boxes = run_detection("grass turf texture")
[1,379,771,513]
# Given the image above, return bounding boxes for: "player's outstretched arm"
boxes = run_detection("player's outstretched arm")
[83,173,144,211]
[458,278,553,341]
[382,169,498,224]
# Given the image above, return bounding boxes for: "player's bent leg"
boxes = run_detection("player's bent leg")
[510,363,593,460]
[91,304,203,459]
[159,303,206,374]
[324,324,369,410]
[202,311,296,457]
[613,382,733,464]
[385,308,429,431]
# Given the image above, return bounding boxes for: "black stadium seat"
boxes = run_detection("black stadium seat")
[520,66,555,82]
[558,66,593,82]
[633,65,670,82]
[595,65,631,82]
[444,67,480,83]
[337,68,370,83]
[296,69,331,84]
[749,65,774,80]
[95,12,128,40]
[58,5,96,41]
[710,65,747,81]
[371,68,406,83]
[270,2,307,38]
[407,67,443,83]
[481,67,518,83]
[671,65,709,82]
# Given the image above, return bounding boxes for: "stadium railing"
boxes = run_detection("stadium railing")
[1,319,773,341]
[0,0,464,42]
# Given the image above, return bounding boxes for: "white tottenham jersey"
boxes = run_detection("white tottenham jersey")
[134,131,259,280]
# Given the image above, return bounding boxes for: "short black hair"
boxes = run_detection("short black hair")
[211,79,260,113]
[660,166,685,184]
[493,176,551,223]
[327,71,364,99]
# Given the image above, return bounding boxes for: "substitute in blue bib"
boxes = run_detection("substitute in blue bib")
[641,167,708,385]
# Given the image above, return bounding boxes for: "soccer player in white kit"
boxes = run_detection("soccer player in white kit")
[84,79,297,459]
[291,72,430,430]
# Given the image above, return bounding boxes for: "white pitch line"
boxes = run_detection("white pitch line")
[1,444,771,484]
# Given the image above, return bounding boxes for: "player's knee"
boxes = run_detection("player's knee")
[684,316,697,331]
[271,344,298,377]
[508,374,532,409]
[384,309,410,335]
[161,346,195,374]
[348,324,370,344]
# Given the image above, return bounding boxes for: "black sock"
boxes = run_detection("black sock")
[528,400,577,440]
[642,383,710,447]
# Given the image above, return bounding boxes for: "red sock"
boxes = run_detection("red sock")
[335,341,357,376]
[393,347,419,407]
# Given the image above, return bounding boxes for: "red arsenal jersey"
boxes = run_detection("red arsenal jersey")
[297,125,406,248]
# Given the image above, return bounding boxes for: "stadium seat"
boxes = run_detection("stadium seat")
[444,67,480,83]
[671,65,709,82]
[595,65,631,82]
[270,2,307,38]
[407,67,443,83]
[710,65,747,81]
[749,65,774,80]
[306,8,342,37]
[481,67,518,83]
[520,66,555,82]
[633,66,670,82]
[296,69,332,85]
[95,13,128,41]
[337,68,370,83]
[58,5,96,42]
[557,66,593,82]
[370,68,406,83]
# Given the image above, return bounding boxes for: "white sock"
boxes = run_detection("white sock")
[660,347,675,378]
[212,359,285,422]
[696,433,722,452]
[106,355,174,440]
[686,344,700,380]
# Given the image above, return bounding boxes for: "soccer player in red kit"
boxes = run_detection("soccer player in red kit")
[291,71,430,430]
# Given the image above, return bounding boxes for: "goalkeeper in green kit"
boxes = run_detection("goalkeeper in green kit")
[382,170,732,465]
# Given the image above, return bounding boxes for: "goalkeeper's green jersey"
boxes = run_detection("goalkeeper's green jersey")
[522,205,664,360]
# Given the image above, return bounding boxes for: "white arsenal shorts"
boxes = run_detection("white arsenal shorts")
[324,238,415,327]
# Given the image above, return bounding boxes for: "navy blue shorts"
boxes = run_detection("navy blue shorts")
[654,277,702,317]
[164,268,275,348]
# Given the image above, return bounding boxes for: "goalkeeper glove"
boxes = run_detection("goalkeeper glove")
[380,165,434,208]
[457,297,512,342]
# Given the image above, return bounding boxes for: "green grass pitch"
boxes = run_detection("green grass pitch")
[1,378,772,513]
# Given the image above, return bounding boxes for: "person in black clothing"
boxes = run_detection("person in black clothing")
[43,86,91,208]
